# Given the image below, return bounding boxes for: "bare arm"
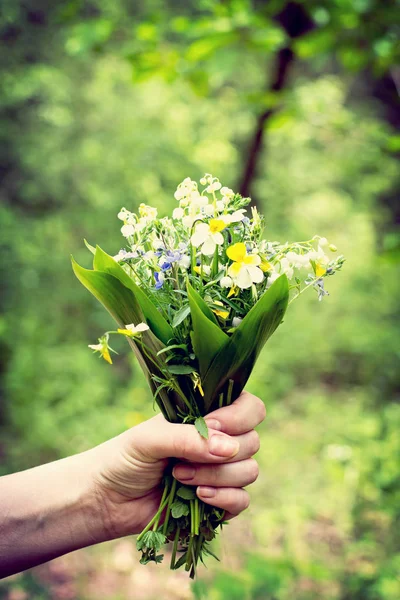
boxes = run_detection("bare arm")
[0,391,265,578]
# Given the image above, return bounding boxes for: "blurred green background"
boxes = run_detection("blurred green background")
[1,1,399,599]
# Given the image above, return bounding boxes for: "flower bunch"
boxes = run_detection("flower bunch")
[73,174,344,577]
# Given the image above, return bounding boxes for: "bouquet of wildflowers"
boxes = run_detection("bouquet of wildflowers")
[72,174,344,577]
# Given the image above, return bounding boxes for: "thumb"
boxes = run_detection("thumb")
[132,415,240,463]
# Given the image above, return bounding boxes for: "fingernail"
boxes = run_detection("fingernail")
[205,418,222,431]
[173,465,196,481]
[197,486,216,498]
[209,435,239,457]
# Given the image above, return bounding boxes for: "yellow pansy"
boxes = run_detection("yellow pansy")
[226,242,264,289]
[211,300,230,319]
[191,219,226,256]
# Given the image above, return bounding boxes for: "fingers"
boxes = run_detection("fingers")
[196,486,250,516]
[205,391,266,436]
[173,458,259,488]
[132,416,259,464]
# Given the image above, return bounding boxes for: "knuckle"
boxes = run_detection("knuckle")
[249,430,260,455]
[172,427,191,457]
[255,397,267,422]
[247,458,259,484]
[207,464,220,485]
[241,490,250,511]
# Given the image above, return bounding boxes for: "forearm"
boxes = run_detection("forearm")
[0,450,107,578]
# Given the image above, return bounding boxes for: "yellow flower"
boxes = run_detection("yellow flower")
[315,263,326,278]
[260,260,272,272]
[192,372,204,397]
[209,219,226,233]
[117,322,150,337]
[88,335,113,364]
[211,300,229,319]
[226,242,264,289]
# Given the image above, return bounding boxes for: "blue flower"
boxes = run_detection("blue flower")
[154,271,165,289]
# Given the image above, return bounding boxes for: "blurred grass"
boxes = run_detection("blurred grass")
[1,8,399,600]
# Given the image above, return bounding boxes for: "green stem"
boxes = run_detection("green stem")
[211,244,219,278]
[170,525,180,569]
[136,494,170,542]
[194,498,200,535]
[226,378,234,405]
[152,483,170,531]
[185,532,194,571]
[162,477,177,535]
[218,392,224,408]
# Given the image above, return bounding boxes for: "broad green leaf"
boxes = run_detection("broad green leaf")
[195,416,209,439]
[93,246,174,345]
[202,275,289,411]
[171,499,189,518]
[187,282,219,325]
[72,256,181,423]
[72,257,145,328]
[187,281,228,378]
[177,486,196,500]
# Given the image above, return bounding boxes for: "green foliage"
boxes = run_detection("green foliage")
[0,2,399,598]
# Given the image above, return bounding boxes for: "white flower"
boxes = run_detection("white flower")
[221,209,247,224]
[232,317,243,327]
[121,223,135,237]
[278,257,294,279]
[319,237,328,247]
[226,243,264,289]
[138,203,158,220]
[220,186,234,198]
[88,342,102,351]
[123,322,150,335]
[206,181,221,193]
[285,251,310,269]
[220,276,233,288]
[190,219,226,256]
[182,215,195,229]
[172,207,184,220]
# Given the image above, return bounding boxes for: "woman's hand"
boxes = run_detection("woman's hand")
[91,391,266,538]
[0,390,265,578]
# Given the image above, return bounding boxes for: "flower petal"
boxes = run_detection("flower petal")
[227,242,246,262]
[247,265,264,284]
[202,236,216,256]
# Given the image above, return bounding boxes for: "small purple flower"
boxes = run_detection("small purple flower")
[154,271,165,289]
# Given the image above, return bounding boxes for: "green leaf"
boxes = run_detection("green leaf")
[171,500,190,518]
[202,275,289,411]
[172,553,188,570]
[93,246,174,345]
[72,255,181,423]
[172,304,191,328]
[187,281,228,378]
[195,416,209,439]
[72,257,145,329]
[187,282,219,325]
[84,239,96,254]
[167,364,195,375]
[177,485,196,500]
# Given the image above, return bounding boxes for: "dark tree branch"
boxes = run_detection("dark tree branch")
[239,1,315,201]
[238,46,294,199]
